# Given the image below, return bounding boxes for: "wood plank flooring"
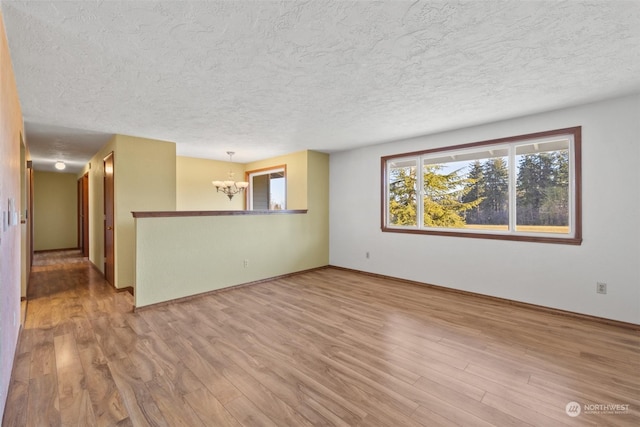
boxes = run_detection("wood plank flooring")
[3,249,639,426]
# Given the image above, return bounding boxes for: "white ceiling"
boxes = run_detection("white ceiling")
[2,0,640,173]
[23,122,113,173]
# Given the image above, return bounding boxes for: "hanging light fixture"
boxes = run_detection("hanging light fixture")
[212,151,249,200]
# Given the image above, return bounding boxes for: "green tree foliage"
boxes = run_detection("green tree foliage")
[540,186,568,225]
[462,161,485,224]
[462,158,508,225]
[481,158,509,224]
[423,165,482,227]
[516,153,553,219]
[517,150,569,225]
[554,150,569,187]
[388,166,417,226]
[389,149,569,228]
[539,150,569,225]
[388,164,482,227]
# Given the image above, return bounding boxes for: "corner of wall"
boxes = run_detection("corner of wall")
[114,134,177,288]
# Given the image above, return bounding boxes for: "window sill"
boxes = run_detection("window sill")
[381,226,582,245]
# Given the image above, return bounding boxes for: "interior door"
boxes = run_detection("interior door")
[77,178,82,249]
[104,152,115,286]
[81,173,89,257]
[28,161,34,267]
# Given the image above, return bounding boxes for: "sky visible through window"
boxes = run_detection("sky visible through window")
[270,177,285,209]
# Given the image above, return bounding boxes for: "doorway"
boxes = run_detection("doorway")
[27,160,34,268]
[104,152,114,286]
[77,172,89,257]
[20,135,34,300]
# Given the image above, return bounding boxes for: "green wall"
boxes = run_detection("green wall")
[177,150,311,211]
[82,142,327,300]
[81,134,176,288]
[33,171,77,251]
[115,135,176,288]
[246,150,308,209]
[135,150,329,307]
[176,156,245,211]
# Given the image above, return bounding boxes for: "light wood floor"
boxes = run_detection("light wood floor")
[3,250,639,426]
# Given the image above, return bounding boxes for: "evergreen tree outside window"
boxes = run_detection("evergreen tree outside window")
[381,127,581,245]
[388,158,417,226]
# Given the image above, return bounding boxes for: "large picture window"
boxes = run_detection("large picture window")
[382,127,581,244]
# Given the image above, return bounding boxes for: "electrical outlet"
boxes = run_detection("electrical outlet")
[243,259,249,268]
[366,251,370,259]
[596,282,607,294]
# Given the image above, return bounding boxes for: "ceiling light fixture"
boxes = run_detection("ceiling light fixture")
[212,152,249,200]
[54,161,66,170]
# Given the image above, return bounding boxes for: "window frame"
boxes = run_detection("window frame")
[381,127,582,245]
[245,165,287,211]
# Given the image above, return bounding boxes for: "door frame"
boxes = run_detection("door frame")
[77,172,89,257]
[77,178,82,249]
[27,160,34,268]
[103,152,115,286]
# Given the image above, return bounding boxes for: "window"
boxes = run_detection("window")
[246,166,286,210]
[382,127,581,244]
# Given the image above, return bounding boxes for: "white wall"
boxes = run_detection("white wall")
[0,9,24,418]
[330,94,640,324]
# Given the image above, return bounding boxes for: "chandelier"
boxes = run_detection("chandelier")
[212,151,249,200]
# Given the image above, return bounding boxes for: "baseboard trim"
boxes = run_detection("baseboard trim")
[133,265,330,312]
[33,247,80,253]
[88,262,134,296]
[116,286,134,296]
[329,265,640,331]
[89,261,103,275]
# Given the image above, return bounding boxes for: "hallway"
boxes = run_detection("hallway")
[4,250,134,425]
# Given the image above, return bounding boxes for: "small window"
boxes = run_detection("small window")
[246,166,286,210]
[382,127,581,244]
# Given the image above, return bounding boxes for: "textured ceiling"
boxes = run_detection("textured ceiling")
[2,0,640,172]
[24,123,113,173]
